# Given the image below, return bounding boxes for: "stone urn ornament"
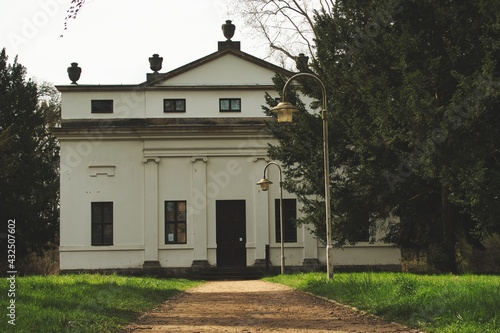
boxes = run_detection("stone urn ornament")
[222,20,235,40]
[149,54,163,73]
[67,62,81,84]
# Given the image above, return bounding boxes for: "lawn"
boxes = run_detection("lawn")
[1,274,201,333]
[265,272,500,333]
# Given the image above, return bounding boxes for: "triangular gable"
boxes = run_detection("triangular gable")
[142,48,293,87]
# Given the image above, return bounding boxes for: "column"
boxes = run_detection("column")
[253,156,270,266]
[143,157,160,267]
[190,156,209,269]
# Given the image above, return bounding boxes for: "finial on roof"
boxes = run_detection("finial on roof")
[222,20,235,41]
[295,53,309,72]
[67,62,81,84]
[149,54,163,73]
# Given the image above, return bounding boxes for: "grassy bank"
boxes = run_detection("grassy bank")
[1,274,201,333]
[265,272,500,333]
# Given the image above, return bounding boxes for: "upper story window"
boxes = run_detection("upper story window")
[219,98,241,112]
[164,99,186,113]
[91,100,113,113]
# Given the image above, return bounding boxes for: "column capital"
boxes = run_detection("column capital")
[252,156,270,163]
[191,156,208,163]
[143,156,160,163]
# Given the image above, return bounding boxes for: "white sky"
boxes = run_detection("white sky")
[0,0,272,85]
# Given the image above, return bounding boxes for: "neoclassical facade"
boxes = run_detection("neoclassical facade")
[54,25,401,274]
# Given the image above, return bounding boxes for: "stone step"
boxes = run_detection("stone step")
[195,267,265,280]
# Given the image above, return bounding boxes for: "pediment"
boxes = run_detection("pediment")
[143,49,292,88]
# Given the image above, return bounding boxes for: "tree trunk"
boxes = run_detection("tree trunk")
[441,185,458,273]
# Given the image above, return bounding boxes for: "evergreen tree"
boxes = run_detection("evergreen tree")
[266,0,500,272]
[0,48,60,259]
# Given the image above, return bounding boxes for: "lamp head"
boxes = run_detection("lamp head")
[270,101,299,123]
[256,178,273,191]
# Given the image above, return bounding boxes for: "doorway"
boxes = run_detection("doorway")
[216,200,247,267]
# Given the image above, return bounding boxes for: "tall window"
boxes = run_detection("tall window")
[275,199,297,243]
[165,201,187,244]
[91,202,113,246]
[164,99,186,113]
[219,98,241,112]
[91,100,113,113]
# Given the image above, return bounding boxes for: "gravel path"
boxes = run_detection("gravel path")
[121,280,424,333]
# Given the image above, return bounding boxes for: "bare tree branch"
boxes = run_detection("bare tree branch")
[233,0,326,70]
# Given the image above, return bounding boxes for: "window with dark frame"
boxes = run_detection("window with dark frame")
[91,100,113,113]
[91,202,113,246]
[275,199,298,243]
[165,201,187,244]
[219,98,241,112]
[164,99,186,113]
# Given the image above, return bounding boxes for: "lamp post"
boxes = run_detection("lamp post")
[270,73,333,280]
[256,161,285,275]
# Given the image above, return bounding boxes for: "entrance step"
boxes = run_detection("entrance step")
[195,267,265,280]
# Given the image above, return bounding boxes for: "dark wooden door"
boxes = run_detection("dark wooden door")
[216,200,246,267]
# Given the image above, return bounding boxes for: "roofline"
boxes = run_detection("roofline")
[56,84,280,92]
[56,42,295,92]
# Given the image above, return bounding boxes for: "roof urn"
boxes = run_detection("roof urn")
[149,54,163,73]
[222,20,235,40]
[67,62,81,84]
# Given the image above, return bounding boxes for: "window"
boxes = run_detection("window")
[164,99,186,113]
[219,98,241,112]
[91,202,113,246]
[275,199,297,243]
[165,201,187,244]
[91,100,113,113]
[350,209,370,242]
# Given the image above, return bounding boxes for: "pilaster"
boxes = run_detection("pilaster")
[191,156,209,264]
[143,157,160,265]
[253,156,270,262]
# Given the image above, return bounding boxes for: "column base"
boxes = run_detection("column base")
[302,258,321,272]
[143,260,161,269]
[191,260,210,272]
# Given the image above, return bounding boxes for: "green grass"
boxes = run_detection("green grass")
[1,274,201,333]
[265,272,500,333]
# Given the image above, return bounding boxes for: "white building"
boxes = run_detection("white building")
[54,23,401,275]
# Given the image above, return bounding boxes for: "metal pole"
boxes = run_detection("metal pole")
[263,162,285,274]
[282,73,333,279]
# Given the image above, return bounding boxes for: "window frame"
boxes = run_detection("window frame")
[275,198,298,243]
[165,200,187,244]
[163,99,186,113]
[91,202,113,246]
[219,98,241,112]
[91,99,114,114]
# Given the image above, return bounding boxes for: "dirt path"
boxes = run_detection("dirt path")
[121,280,423,333]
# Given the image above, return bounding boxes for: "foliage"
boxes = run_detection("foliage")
[0,48,60,258]
[266,272,500,333]
[0,274,201,333]
[264,0,500,272]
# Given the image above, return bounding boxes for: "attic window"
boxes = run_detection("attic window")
[219,98,241,112]
[91,100,113,113]
[164,99,186,113]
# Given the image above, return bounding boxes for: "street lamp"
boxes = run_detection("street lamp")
[270,72,333,280]
[256,161,285,275]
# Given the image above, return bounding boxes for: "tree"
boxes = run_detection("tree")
[0,48,60,259]
[264,0,500,273]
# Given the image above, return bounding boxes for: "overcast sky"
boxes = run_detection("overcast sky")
[0,0,271,85]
